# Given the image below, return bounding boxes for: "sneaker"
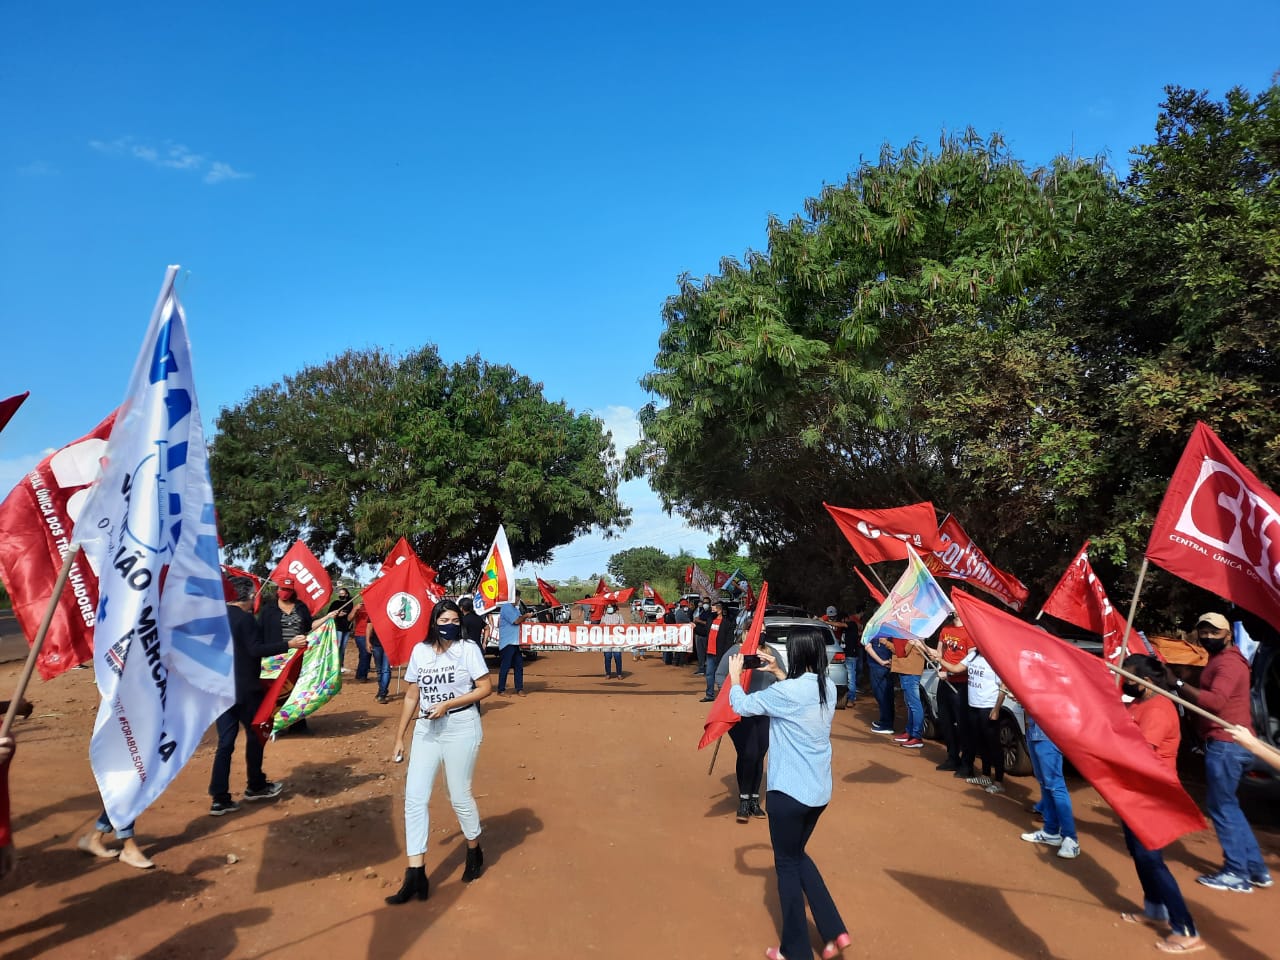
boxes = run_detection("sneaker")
[985,782,1006,794]
[244,781,285,802]
[1021,830,1064,847]
[901,738,924,749]
[1057,838,1081,859]
[936,761,959,771]
[966,775,993,787]
[1196,870,1252,893]
[376,695,389,704]
[870,723,894,735]
[892,732,911,743]
[1251,873,1274,889]
[209,799,240,817]
[698,696,715,703]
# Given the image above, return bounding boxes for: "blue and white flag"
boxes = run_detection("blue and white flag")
[1234,620,1259,666]
[76,266,235,828]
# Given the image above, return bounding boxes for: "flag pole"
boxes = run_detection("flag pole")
[1105,660,1228,729]
[1,547,77,740]
[707,736,722,775]
[1115,557,1150,686]
[864,562,890,595]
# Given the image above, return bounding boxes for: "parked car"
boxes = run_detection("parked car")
[739,612,851,710]
[638,597,663,622]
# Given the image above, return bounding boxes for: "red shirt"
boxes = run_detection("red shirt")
[351,606,370,636]
[1196,647,1254,742]
[937,625,975,683]
[1129,695,1180,773]
[708,616,723,656]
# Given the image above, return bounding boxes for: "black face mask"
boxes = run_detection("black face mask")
[1121,681,1145,699]
[1202,636,1228,656]
[437,623,461,643]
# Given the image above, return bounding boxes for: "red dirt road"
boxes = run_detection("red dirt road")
[2,652,1277,960]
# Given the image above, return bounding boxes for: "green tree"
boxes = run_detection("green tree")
[211,346,630,581]
[606,546,672,587]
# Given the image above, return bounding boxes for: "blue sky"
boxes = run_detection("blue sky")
[2,2,1277,580]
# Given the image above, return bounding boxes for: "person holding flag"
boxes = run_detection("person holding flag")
[261,579,314,734]
[712,631,785,821]
[496,598,533,695]
[726,628,850,960]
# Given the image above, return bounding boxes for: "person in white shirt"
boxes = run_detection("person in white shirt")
[386,599,493,904]
[958,648,1006,794]
[602,605,626,679]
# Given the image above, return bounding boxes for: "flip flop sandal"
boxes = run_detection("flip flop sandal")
[1154,936,1205,954]
[1121,912,1165,928]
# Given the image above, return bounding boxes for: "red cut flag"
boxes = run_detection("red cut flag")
[1146,422,1280,629]
[268,540,332,616]
[925,514,1029,611]
[699,581,769,749]
[363,546,435,666]
[853,566,886,604]
[536,576,559,606]
[953,590,1206,849]
[824,502,944,564]
[1041,541,1132,661]
[0,412,114,679]
[0,392,29,434]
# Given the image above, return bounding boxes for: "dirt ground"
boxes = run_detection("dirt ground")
[2,650,1278,960]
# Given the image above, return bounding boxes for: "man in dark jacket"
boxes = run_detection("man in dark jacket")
[208,576,307,815]
[327,587,354,672]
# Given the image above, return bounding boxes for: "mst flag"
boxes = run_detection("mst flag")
[925,514,1029,611]
[862,547,954,643]
[267,540,331,616]
[76,266,235,829]
[1041,541,1131,661]
[473,524,515,614]
[699,581,769,749]
[0,391,29,434]
[1146,422,1280,629]
[0,412,114,678]
[825,502,944,564]
[953,591,1206,849]
[364,540,436,665]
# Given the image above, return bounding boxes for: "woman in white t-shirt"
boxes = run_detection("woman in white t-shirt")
[386,598,493,904]
[959,647,1006,794]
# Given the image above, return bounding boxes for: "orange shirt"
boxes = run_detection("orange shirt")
[1129,695,1180,773]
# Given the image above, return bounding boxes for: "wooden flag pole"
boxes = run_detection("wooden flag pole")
[1105,660,1229,729]
[1115,557,1151,686]
[1,548,77,740]
[864,563,891,595]
[707,736,722,776]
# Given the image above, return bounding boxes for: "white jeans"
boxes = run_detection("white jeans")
[404,707,483,856]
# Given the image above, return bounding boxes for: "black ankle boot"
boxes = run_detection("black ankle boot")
[385,866,429,904]
[462,844,484,883]
[736,797,751,823]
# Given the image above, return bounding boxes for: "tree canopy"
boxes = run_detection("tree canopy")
[211,346,629,581]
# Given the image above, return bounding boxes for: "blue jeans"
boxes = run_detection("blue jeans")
[766,790,846,960]
[498,645,523,693]
[846,647,859,703]
[899,673,922,738]
[1204,739,1268,879]
[335,629,351,666]
[95,811,135,840]
[1123,823,1196,937]
[352,634,371,680]
[705,654,719,698]
[1029,737,1076,840]
[868,660,895,730]
[371,643,391,697]
[603,651,622,676]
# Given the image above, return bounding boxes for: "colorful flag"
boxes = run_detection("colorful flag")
[1146,422,1280,629]
[824,502,944,564]
[536,576,559,606]
[267,540,332,616]
[253,650,303,742]
[252,619,341,740]
[364,541,436,665]
[0,412,114,678]
[699,581,769,749]
[0,392,29,434]
[862,547,954,643]
[1041,541,1131,661]
[643,581,669,608]
[473,524,515,614]
[75,266,235,829]
[953,591,1207,850]
[853,566,886,604]
[925,514,1029,611]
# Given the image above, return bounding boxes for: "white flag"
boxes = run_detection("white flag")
[77,266,235,828]
[471,524,515,614]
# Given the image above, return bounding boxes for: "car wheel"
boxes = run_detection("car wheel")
[835,686,848,710]
[999,713,1033,776]
[921,696,938,741]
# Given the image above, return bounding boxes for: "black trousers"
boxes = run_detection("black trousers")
[209,691,268,802]
[729,715,770,796]
[767,790,846,959]
[938,681,975,768]
[971,705,1005,782]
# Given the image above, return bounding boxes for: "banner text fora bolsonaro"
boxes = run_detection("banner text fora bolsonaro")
[520,622,693,652]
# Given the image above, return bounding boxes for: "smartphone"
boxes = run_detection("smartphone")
[741,654,763,669]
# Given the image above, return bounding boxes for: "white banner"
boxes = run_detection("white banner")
[77,266,235,828]
[520,622,693,652]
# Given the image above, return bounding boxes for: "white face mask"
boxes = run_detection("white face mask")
[606,607,616,614]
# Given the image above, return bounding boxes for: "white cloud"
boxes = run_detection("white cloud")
[16,160,55,176]
[89,137,251,185]
[0,450,52,494]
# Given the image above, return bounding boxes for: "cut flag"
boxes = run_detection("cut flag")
[268,540,331,616]
[952,590,1207,850]
[473,525,515,615]
[1040,541,1132,661]
[853,566,886,605]
[0,412,114,679]
[0,391,29,434]
[1145,422,1280,629]
[861,547,954,644]
[825,501,944,564]
[925,514,1029,611]
[364,540,437,665]
[76,265,236,829]
[699,581,769,749]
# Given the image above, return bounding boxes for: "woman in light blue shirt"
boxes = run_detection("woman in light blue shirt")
[728,627,850,960]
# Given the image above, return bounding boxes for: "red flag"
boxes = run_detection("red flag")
[268,540,332,616]
[379,537,417,577]
[699,581,769,749]
[251,650,303,745]
[220,563,262,603]
[684,565,692,586]
[595,577,608,595]
[824,502,944,564]
[713,569,729,590]
[644,582,669,607]
[1146,422,1280,629]
[363,545,435,666]
[1041,541,1132,661]
[925,514,1029,611]
[853,566,886,604]
[536,576,559,606]
[744,581,756,610]
[0,392,29,434]
[580,587,635,608]
[953,591,1206,849]
[0,412,114,679]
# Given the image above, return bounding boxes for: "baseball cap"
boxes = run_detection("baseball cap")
[1196,612,1230,632]
[826,606,837,618]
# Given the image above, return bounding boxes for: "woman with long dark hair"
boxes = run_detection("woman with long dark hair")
[1119,654,1203,955]
[727,626,850,960]
[386,599,493,904]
